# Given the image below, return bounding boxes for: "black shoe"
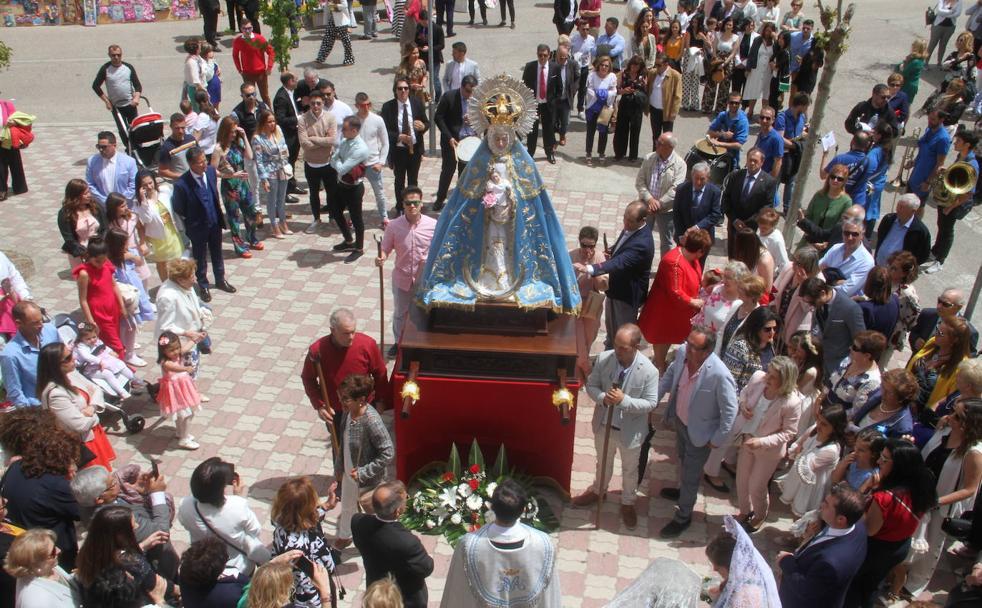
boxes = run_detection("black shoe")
[198,285,212,303]
[659,487,681,500]
[703,474,730,493]
[432,199,445,212]
[447,31,456,37]
[198,342,212,355]
[721,462,737,477]
[344,250,364,264]
[286,194,299,203]
[468,18,474,25]
[333,240,356,251]
[547,154,556,164]
[290,186,308,195]
[215,280,237,293]
[498,20,506,26]
[659,518,691,539]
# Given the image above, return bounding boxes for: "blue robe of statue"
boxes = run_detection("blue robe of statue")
[417,138,581,314]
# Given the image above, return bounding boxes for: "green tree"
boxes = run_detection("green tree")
[0,40,12,72]
[261,0,300,72]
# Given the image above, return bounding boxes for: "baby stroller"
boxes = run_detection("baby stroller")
[54,314,146,435]
[113,97,164,170]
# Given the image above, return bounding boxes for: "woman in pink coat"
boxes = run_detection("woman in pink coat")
[734,356,803,532]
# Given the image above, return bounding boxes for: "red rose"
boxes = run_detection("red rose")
[468,479,480,491]
[442,471,455,482]
[471,512,479,522]
[469,464,481,474]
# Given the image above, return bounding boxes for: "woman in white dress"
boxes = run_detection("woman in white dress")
[778,404,848,517]
[743,22,777,121]
[692,261,750,341]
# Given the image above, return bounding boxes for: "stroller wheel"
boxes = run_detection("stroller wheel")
[125,415,146,435]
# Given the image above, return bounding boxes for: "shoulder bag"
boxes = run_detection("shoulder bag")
[194,500,257,568]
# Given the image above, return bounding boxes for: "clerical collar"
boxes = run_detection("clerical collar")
[486,521,528,544]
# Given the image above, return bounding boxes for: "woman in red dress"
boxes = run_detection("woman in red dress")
[638,227,712,373]
[73,237,125,357]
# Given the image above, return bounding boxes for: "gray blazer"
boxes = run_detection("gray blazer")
[811,291,866,381]
[659,345,739,448]
[587,351,660,449]
[334,405,394,491]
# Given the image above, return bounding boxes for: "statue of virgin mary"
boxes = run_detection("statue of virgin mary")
[416,74,581,314]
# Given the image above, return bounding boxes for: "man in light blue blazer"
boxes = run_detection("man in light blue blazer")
[657,324,738,538]
[85,130,138,207]
[571,324,659,530]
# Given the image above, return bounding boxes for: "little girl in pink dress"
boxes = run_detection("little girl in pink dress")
[156,331,201,450]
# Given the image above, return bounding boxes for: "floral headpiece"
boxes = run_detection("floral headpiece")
[158,336,172,347]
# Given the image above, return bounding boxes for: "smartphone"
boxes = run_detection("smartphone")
[150,459,159,479]
[295,555,315,578]
[611,381,622,390]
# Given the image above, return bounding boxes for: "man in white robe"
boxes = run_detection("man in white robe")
[440,479,561,608]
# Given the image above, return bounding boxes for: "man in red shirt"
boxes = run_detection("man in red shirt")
[301,308,389,427]
[232,19,276,106]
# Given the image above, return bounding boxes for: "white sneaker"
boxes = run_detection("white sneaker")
[577,110,584,119]
[922,260,943,274]
[304,220,322,234]
[177,437,200,450]
[125,354,148,367]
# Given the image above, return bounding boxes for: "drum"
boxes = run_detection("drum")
[455,136,482,163]
[684,138,731,186]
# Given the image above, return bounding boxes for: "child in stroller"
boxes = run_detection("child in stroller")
[73,321,143,400]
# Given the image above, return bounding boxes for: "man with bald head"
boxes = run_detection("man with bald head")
[573,200,655,350]
[636,132,687,255]
[352,481,433,608]
[572,323,659,529]
[909,287,980,355]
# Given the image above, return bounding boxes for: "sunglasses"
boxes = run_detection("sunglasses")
[403,200,422,206]
[849,343,867,353]
[396,86,410,91]
[242,92,258,98]
[829,175,846,182]
[95,143,113,150]
[580,242,597,249]
[937,298,955,308]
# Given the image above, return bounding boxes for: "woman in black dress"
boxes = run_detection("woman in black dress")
[613,55,648,162]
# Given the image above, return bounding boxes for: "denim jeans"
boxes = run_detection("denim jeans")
[362,2,378,36]
[264,177,289,227]
[364,165,389,222]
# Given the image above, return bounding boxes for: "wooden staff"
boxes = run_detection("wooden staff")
[312,357,341,454]
[595,389,617,530]
[375,234,385,354]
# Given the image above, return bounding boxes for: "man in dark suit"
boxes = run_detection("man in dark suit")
[721,147,778,257]
[551,45,579,150]
[171,146,236,302]
[352,481,434,608]
[433,75,478,211]
[381,76,429,214]
[522,44,559,163]
[414,11,446,99]
[273,71,306,199]
[800,277,865,381]
[908,287,980,355]
[552,0,577,34]
[673,163,723,248]
[572,201,654,350]
[197,0,221,48]
[874,193,931,266]
[778,483,868,608]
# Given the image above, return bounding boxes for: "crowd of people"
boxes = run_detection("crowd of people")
[1,0,982,607]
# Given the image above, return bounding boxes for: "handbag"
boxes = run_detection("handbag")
[330,3,351,27]
[194,500,261,568]
[926,6,937,26]
[117,282,140,315]
[941,512,974,540]
[597,104,614,127]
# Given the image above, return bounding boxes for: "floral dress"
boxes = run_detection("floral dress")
[217,139,259,254]
[681,33,705,110]
[824,358,882,413]
[702,34,736,114]
[272,509,336,608]
[891,283,921,351]
[722,336,772,392]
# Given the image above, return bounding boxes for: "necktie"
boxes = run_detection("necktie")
[742,174,755,200]
[616,368,627,387]
[694,189,704,205]
[539,64,547,102]
[401,102,410,142]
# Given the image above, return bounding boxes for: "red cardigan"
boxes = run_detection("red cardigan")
[638,246,702,345]
[301,333,389,414]
[232,35,275,74]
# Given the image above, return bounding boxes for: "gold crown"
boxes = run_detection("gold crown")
[482,93,525,127]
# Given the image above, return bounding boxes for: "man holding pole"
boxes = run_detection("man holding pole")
[376,186,437,358]
[571,323,659,530]
[301,308,390,440]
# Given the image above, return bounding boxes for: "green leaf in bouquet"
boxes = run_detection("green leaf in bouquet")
[468,438,485,470]
[492,444,509,479]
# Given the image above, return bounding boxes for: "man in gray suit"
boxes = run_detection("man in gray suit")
[658,325,738,538]
[571,324,659,529]
[799,276,866,381]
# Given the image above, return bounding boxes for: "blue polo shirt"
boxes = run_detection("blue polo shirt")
[775,108,806,141]
[908,126,952,199]
[825,149,870,207]
[963,151,979,194]
[709,109,750,165]
[789,31,813,72]
[0,322,62,407]
[756,128,785,173]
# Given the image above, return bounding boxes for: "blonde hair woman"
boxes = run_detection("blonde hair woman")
[899,38,928,102]
[248,560,332,608]
[4,528,77,607]
[363,575,404,607]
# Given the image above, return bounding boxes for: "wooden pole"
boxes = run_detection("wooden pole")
[595,402,615,530]
[313,360,341,454]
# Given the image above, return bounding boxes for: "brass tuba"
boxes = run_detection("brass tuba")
[931,160,979,207]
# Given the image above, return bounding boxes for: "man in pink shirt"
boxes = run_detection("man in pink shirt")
[375,186,437,357]
[232,19,276,106]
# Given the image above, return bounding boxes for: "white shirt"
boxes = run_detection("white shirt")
[649,71,666,109]
[448,60,465,91]
[358,111,390,166]
[328,99,354,125]
[194,112,219,154]
[178,494,272,576]
[0,251,31,299]
[396,100,416,146]
[98,154,118,196]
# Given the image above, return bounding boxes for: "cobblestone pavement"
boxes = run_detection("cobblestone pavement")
[1,3,980,606]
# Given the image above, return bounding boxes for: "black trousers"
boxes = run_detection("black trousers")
[243,9,261,35]
[555,21,574,35]
[202,7,220,46]
[932,206,961,263]
[284,131,299,190]
[648,106,674,145]
[0,147,27,195]
[554,98,572,138]
[527,102,555,158]
[844,537,911,608]
[226,0,240,30]
[305,163,337,222]
[613,99,643,160]
[436,0,455,33]
[190,228,226,287]
[111,103,139,151]
[499,0,514,23]
[468,0,486,22]
[436,146,466,202]
[391,146,422,212]
[332,182,365,248]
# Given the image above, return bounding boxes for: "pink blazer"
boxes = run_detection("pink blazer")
[772,265,826,349]
[737,371,803,454]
